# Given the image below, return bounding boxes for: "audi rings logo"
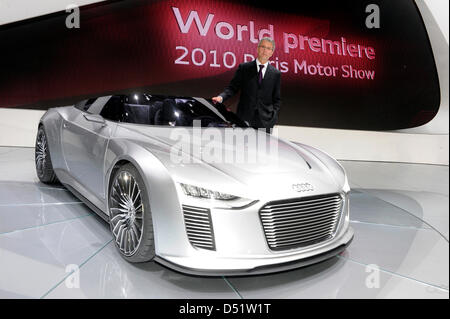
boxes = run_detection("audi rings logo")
[292,183,314,192]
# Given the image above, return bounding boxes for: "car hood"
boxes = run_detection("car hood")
[116,124,343,199]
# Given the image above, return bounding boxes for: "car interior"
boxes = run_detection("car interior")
[98,94,244,127]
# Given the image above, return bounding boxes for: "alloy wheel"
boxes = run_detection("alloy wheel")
[109,171,144,256]
[35,129,47,176]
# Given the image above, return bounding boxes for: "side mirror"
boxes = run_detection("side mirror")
[83,113,106,126]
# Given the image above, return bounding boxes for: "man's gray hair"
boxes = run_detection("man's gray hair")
[258,37,275,51]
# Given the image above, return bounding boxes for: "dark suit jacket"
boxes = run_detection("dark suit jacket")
[219,60,281,128]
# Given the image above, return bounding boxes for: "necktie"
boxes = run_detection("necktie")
[258,64,265,85]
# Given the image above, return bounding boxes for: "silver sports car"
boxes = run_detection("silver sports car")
[35,93,354,276]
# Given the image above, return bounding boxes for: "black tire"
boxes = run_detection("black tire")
[35,126,58,184]
[108,163,155,263]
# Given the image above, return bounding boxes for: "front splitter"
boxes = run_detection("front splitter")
[154,233,354,277]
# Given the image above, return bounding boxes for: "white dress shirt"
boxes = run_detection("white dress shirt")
[256,59,269,79]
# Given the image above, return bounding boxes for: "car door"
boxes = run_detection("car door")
[61,96,115,206]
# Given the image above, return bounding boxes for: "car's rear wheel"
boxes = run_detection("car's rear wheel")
[35,126,58,184]
[108,163,155,262]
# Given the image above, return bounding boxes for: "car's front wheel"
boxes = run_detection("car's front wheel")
[35,126,58,184]
[108,163,155,263]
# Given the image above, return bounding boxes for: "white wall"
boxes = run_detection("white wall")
[424,0,449,43]
[0,0,448,165]
[274,126,449,165]
[0,0,106,26]
[0,109,45,147]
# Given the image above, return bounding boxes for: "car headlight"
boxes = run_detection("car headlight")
[180,183,237,200]
[178,183,256,209]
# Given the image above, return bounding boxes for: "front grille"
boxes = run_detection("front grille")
[182,205,216,250]
[259,193,343,251]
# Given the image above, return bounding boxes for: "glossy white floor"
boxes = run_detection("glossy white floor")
[0,146,448,299]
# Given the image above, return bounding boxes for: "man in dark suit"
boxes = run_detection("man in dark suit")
[212,37,281,131]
